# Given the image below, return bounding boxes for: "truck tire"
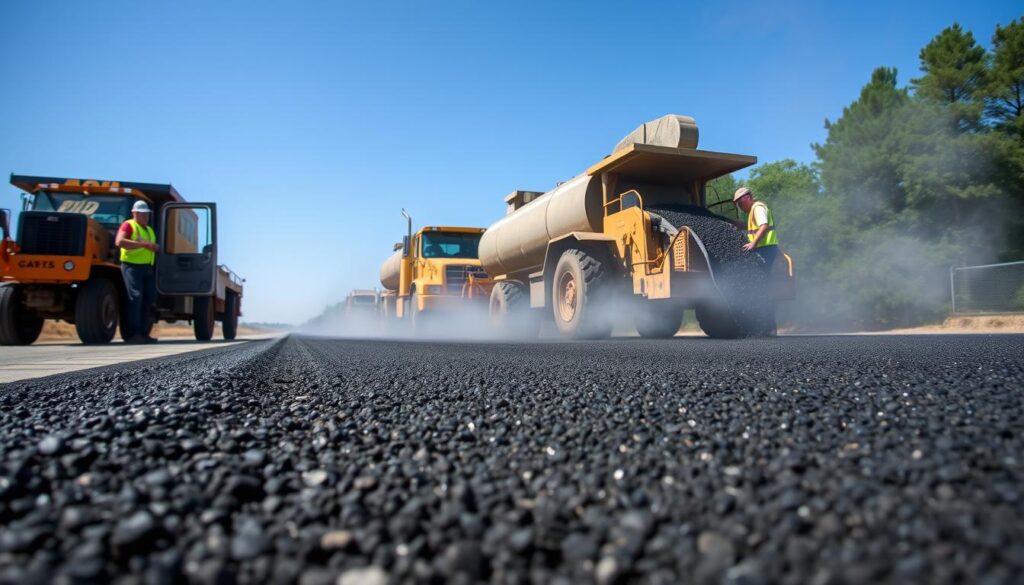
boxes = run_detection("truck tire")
[489,281,540,339]
[222,292,239,340]
[696,303,742,339]
[193,295,215,341]
[409,291,423,331]
[634,301,685,339]
[551,248,613,339]
[0,284,43,345]
[696,302,776,339]
[75,278,119,344]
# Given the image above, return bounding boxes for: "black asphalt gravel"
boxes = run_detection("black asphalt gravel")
[648,204,775,336]
[1,334,1023,584]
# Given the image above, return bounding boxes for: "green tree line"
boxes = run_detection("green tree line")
[710,18,1024,330]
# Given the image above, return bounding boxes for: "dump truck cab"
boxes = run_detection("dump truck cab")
[344,289,379,318]
[0,175,244,345]
[482,115,796,339]
[378,210,493,327]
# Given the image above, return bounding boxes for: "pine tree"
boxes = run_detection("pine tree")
[984,18,1024,259]
[911,23,988,129]
[812,67,910,217]
[986,18,1024,138]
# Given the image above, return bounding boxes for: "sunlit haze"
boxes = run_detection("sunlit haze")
[1,0,1018,324]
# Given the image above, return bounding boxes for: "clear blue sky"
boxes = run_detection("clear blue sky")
[1,1,1019,324]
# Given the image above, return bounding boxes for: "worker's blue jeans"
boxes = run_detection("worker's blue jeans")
[121,263,156,338]
[755,245,778,276]
[754,245,779,333]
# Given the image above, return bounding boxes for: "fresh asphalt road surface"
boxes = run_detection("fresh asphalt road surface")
[0,334,280,383]
[0,334,1022,584]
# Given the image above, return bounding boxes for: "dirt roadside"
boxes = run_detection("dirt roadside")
[37,321,282,342]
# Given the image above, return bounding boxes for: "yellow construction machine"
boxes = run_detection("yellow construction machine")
[481,115,795,339]
[378,210,493,328]
[1,175,243,344]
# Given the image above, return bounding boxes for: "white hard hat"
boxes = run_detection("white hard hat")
[131,200,152,214]
[733,187,752,202]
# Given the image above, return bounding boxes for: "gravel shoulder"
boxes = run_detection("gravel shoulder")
[1,334,1022,584]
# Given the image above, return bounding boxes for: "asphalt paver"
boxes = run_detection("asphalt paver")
[1,334,1022,584]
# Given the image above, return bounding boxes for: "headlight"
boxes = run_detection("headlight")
[63,260,75,271]
[425,285,444,295]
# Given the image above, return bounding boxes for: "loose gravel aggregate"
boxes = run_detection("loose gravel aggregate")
[1,334,1023,584]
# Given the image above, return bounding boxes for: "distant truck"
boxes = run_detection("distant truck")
[344,289,380,320]
[480,115,795,339]
[378,210,493,328]
[0,175,244,345]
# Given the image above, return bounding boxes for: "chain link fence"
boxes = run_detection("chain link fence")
[950,261,1024,315]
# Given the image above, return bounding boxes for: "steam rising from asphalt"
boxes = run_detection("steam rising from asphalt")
[299,290,702,341]
[300,303,510,342]
[774,181,1011,332]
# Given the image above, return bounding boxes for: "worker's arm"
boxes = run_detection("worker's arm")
[742,224,769,252]
[115,226,159,251]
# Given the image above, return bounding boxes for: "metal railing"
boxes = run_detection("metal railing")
[950,260,1024,315]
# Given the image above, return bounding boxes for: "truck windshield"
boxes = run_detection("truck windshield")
[351,296,376,304]
[32,192,136,230]
[421,232,481,259]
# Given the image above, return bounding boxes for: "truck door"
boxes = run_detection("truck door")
[156,203,217,295]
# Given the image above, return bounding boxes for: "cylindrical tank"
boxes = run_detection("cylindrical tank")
[479,114,701,278]
[479,173,604,277]
[379,251,401,290]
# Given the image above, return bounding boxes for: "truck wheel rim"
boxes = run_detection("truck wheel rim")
[557,273,577,322]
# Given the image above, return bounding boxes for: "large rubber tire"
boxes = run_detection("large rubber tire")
[489,281,541,339]
[193,295,215,341]
[0,284,43,345]
[222,292,239,340]
[409,291,423,332]
[551,249,613,339]
[634,301,685,339]
[75,278,119,345]
[696,302,777,339]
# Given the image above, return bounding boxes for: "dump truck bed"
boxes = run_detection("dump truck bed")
[10,174,185,208]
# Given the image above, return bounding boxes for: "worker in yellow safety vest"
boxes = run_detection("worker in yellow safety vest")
[733,187,779,274]
[115,200,160,344]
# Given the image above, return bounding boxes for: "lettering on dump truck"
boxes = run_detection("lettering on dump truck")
[17,260,56,269]
[57,200,101,215]
[62,179,121,189]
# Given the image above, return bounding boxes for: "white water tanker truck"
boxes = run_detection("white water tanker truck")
[480,115,795,339]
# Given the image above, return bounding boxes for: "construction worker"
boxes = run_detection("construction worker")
[115,200,159,344]
[733,187,778,273]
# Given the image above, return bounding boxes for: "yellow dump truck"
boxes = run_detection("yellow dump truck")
[0,175,244,345]
[344,289,380,324]
[481,115,795,339]
[378,210,493,327]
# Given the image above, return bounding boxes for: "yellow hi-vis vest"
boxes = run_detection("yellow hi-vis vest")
[747,201,778,248]
[119,219,156,266]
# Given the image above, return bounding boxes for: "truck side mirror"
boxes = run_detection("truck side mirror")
[392,242,403,252]
[0,209,9,239]
[401,235,410,257]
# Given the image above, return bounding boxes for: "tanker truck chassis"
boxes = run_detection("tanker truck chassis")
[482,115,795,339]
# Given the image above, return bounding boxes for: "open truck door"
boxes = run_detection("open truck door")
[156,203,217,296]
